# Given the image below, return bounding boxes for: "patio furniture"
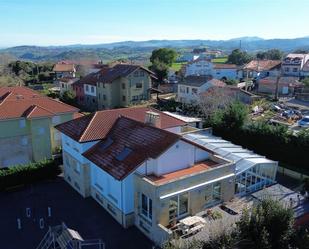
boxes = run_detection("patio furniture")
[179,216,206,236]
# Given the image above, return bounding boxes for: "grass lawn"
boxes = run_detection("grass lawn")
[211,57,228,64]
[171,62,186,71]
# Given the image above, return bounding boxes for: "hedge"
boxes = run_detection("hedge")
[213,124,309,174]
[0,159,62,191]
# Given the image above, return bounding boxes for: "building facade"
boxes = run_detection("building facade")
[0,86,78,167]
[56,107,278,245]
[73,64,156,111]
[281,53,309,77]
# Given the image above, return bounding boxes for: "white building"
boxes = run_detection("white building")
[282,53,309,77]
[177,76,226,104]
[184,59,239,80]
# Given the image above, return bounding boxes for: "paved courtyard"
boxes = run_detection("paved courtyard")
[0,177,153,249]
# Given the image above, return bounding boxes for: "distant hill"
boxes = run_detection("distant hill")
[1,36,309,62]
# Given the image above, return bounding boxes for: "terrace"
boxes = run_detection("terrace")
[145,159,220,185]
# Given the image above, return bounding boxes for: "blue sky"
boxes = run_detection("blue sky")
[1,0,309,47]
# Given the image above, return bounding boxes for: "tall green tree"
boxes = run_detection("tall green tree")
[256,49,283,60]
[150,48,178,66]
[227,49,253,65]
[149,48,178,82]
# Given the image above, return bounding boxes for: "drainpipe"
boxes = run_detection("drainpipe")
[121,180,124,227]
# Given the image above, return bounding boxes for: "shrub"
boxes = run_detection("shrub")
[0,159,62,191]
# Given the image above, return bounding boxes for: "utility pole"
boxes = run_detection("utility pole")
[274,69,281,101]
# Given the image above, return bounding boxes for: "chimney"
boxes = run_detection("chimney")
[145,111,161,128]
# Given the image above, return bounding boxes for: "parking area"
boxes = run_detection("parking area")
[0,177,153,249]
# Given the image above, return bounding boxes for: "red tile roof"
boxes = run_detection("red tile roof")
[83,116,180,180]
[53,63,76,72]
[243,60,281,71]
[146,159,219,184]
[55,107,186,143]
[213,63,238,69]
[73,64,157,87]
[0,86,79,120]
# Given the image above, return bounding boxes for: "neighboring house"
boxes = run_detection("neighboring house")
[56,108,277,245]
[0,86,79,167]
[72,64,157,111]
[212,63,240,80]
[177,76,226,104]
[59,77,78,96]
[53,62,76,80]
[282,53,309,77]
[184,59,213,76]
[184,59,239,80]
[242,60,281,79]
[223,86,261,104]
[258,76,304,95]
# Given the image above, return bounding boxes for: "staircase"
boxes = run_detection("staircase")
[36,223,105,249]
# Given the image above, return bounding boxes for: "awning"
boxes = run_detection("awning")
[159,173,235,200]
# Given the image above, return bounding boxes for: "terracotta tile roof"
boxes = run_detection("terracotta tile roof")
[146,159,219,184]
[213,63,238,69]
[243,60,281,71]
[83,116,180,180]
[73,64,156,87]
[55,107,186,142]
[208,79,226,87]
[259,77,303,86]
[53,63,76,72]
[0,86,79,120]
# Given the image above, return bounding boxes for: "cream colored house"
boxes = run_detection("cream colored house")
[56,107,277,246]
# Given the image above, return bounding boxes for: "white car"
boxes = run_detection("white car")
[298,116,309,128]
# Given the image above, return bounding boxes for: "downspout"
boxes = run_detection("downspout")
[121,180,124,226]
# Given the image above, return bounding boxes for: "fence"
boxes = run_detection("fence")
[277,166,309,181]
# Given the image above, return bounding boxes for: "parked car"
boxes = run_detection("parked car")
[298,116,309,128]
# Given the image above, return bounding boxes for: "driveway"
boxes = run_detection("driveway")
[0,177,153,249]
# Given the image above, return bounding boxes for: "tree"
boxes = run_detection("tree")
[227,49,253,66]
[221,101,248,130]
[60,90,76,106]
[256,49,283,60]
[149,48,178,82]
[150,48,178,66]
[237,199,295,249]
[199,87,233,121]
[301,77,309,88]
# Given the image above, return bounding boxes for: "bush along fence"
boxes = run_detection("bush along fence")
[212,123,309,174]
[0,159,62,191]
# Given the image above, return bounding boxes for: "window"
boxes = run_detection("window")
[98,93,101,99]
[91,86,94,93]
[62,83,65,88]
[86,85,89,91]
[132,95,138,101]
[75,163,81,174]
[179,86,185,93]
[141,194,152,220]
[134,71,139,77]
[19,119,26,128]
[140,71,145,77]
[213,182,221,201]
[186,87,189,94]
[103,94,107,101]
[122,95,126,101]
[192,88,198,94]
[293,68,298,72]
[136,83,142,88]
[168,193,188,221]
[122,83,126,89]
[285,67,290,72]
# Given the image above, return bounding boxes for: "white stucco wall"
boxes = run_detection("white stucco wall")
[90,162,135,214]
